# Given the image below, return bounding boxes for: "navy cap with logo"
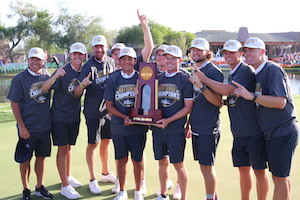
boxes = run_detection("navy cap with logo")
[14,139,32,163]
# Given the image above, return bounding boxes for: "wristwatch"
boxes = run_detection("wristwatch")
[199,84,207,93]
[252,93,258,102]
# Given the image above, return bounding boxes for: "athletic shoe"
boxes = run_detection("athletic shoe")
[134,190,144,200]
[22,188,32,200]
[113,191,128,200]
[100,172,117,183]
[155,179,174,196]
[112,178,120,194]
[89,180,101,194]
[67,176,82,188]
[34,185,53,199]
[140,179,147,195]
[172,184,182,200]
[155,194,169,200]
[60,185,80,199]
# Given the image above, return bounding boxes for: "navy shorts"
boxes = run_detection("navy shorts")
[112,134,146,162]
[266,130,298,177]
[18,130,51,158]
[192,132,220,165]
[152,132,186,164]
[232,134,267,169]
[86,116,112,144]
[52,121,80,146]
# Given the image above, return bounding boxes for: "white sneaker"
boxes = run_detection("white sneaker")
[60,185,80,199]
[113,191,128,200]
[156,179,174,196]
[89,180,101,194]
[156,194,169,200]
[172,184,182,200]
[140,179,147,195]
[112,178,120,194]
[67,176,82,188]
[134,190,144,200]
[100,172,117,183]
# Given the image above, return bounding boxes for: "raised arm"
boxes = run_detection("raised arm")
[41,65,66,93]
[74,72,92,97]
[137,9,154,62]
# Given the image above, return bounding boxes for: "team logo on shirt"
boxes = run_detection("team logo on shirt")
[29,81,47,103]
[91,66,110,89]
[115,84,136,107]
[158,83,180,107]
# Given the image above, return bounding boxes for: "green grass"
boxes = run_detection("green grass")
[0,100,300,200]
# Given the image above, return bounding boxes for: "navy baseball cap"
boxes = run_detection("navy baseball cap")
[14,139,32,163]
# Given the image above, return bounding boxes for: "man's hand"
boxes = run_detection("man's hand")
[153,118,170,129]
[81,72,92,88]
[124,116,133,126]
[137,9,148,26]
[189,67,203,88]
[232,80,253,100]
[54,64,66,79]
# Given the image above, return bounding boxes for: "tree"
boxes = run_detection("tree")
[53,7,112,53]
[0,1,53,62]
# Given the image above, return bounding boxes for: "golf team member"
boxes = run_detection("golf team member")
[104,47,148,200]
[74,35,116,195]
[41,42,87,199]
[108,9,154,195]
[186,38,223,200]
[233,37,299,200]
[152,45,193,200]
[7,47,53,200]
[193,39,269,200]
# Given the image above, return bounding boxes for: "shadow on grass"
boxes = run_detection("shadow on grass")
[1,182,157,200]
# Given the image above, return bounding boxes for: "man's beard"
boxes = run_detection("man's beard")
[193,58,205,63]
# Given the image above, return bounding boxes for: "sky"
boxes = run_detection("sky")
[0,0,299,34]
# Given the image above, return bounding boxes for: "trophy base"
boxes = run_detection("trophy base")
[129,108,162,125]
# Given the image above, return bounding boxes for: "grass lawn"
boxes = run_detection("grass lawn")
[0,99,299,200]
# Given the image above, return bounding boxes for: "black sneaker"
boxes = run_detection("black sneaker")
[22,188,32,200]
[34,185,53,199]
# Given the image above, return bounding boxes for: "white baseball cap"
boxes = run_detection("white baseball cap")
[189,37,209,50]
[28,47,45,60]
[111,43,126,52]
[92,35,107,47]
[70,42,87,54]
[240,37,266,51]
[163,45,182,58]
[154,44,169,55]
[119,47,137,58]
[221,40,242,52]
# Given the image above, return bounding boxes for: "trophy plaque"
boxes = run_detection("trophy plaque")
[129,62,162,125]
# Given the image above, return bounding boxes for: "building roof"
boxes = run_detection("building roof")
[195,27,300,43]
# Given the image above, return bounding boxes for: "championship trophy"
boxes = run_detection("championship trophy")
[129,62,162,125]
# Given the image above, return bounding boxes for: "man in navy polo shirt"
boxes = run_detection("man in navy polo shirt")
[104,47,148,200]
[41,42,88,199]
[7,47,53,200]
[152,45,193,200]
[233,37,299,200]
[186,38,223,200]
[193,39,269,200]
[74,35,116,194]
